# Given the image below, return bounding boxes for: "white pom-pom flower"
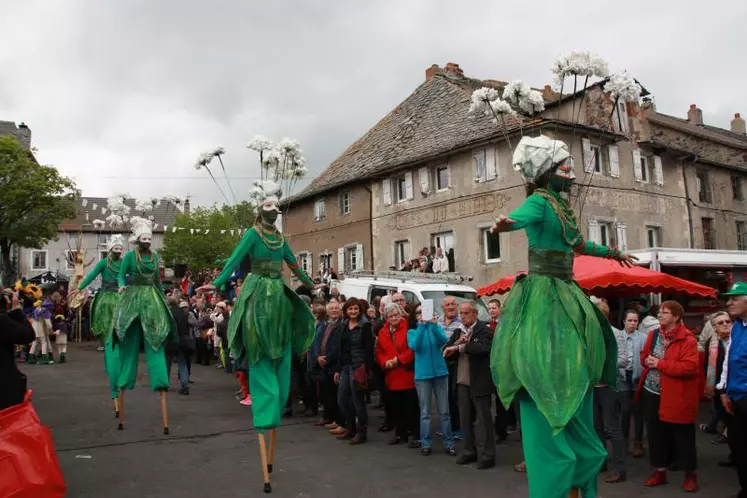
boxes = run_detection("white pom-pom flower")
[92,219,105,230]
[212,146,225,157]
[247,135,274,152]
[604,71,642,103]
[553,51,609,79]
[194,151,213,170]
[518,89,546,115]
[503,81,531,106]
[468,87,500,116]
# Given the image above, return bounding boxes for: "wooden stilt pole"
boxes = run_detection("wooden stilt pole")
[160,391,169,435]
[568,488,580,498]
[113,397,120,419]
[117,389,124,430]
[267,428,276,474]
[258,433,272,493]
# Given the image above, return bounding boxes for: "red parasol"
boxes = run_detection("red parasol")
[478,255,717,298]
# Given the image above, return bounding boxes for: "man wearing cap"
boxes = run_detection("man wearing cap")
[719,282,747,498]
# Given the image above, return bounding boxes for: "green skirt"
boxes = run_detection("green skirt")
[115,285,176,351]
[228,274,315,365]
[491,256,618,431]
[90,290,120,340]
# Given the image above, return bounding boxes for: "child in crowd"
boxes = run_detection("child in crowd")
[53,314,69,363]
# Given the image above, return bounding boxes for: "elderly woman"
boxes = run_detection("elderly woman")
[638,301,699,492]
[376,302,419,447]
[702,311,732,442]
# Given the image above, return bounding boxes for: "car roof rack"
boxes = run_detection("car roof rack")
[345,269,474,284]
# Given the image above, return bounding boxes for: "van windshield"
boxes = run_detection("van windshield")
[421,291,490,322]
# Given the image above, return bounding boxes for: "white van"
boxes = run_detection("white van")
[331,271,490,321]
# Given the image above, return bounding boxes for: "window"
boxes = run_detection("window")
[30,250,47,270]
[431,231,454,253]
[100,250,109,261]
[314,199,326,221]
[599,222,615,247]
[482,228,501,263]
[436,165,450,191]
[319,253,332,273]
[612,100,629,134]
[646,226,661,248]
[639,156,649,183]
[394,240,410,270]
[589,144,603,174]
[697,170,712,203]
[64,250,76,270]
[737,222,747,251]
[296,252,312,274]
[97,234,109,246]
[344,246,357,272]
[340,192,351,215]
[472,147,497,182]
[702,217,715,249]
[733,176,744,201]
[395,175,407,202]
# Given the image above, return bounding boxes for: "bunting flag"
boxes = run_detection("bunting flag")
[172,227,177,233]
[163,225,168,232]
[101,207,107,214]
[230,230,235,236]
[204,229,210,235]
[92,203,98,211]
[154,223,159,229]
[190,229,194,235]
[81,199,88,207]
[195,229,202,234]
[220,229,226,234]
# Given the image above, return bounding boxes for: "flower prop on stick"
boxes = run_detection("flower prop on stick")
[246,135,308,213]
[195,151,231,205]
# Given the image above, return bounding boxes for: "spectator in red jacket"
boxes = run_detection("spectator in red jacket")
[376,302,419,448]
[637,300,700,492]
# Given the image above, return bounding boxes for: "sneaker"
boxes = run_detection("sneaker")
[506,424,518,434]
[682,473,698,492]
[408,440,421,449]
[644,470,668,487]
[446,447,457,457]
[453,431,464,440]
[420,448,432,456]
[240,396,253,406]
[96,345,104,352]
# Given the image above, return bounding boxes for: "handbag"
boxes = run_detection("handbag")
[352,364,368,390]
[0,390,66,498]
[180,334,196,353]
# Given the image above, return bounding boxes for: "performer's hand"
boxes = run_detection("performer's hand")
[616,252,638,268]
[491,215,516,234]
[722,394,734,415]
[333,372,340,384]
[118,286,127,294]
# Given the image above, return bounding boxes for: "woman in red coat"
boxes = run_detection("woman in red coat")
[376,302,419,447]
[637,300,700,492]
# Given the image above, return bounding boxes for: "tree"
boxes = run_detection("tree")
[0,136,79,284]
[161,202,256,271]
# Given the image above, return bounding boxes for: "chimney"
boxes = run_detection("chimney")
[542,84,558,101]
[425,64,441,81]
[16,122,31,149]
[731,113,746,135]
[687,104,703,126]
[442,62,464,78]
[183,198,191,214]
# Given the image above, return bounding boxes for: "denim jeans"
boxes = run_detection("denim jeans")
[167,351,190,391]
[415,375,454,449]
[338,365,368,430]
[593,385,627,475]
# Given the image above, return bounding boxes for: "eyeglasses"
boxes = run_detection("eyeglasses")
[715,320,731,326]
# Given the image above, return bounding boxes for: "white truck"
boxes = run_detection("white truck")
[331,271,489,321]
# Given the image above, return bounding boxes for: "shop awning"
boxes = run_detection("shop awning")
[478,255,717,298]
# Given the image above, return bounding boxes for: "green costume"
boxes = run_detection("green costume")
[77,257,122,400]
[213,225,315,432]
[115,249,176,391]
[491,188,619,498]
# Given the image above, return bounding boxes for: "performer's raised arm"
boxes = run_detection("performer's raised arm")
[77,259,106,290]
[213,230,256,290]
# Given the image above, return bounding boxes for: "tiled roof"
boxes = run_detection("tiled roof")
[0,120,32,149]
[648,112,747,149]
[290,74,541,203]
[59,197,184,233]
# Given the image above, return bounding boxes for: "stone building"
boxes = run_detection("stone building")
[285,63,747,287]
[18,197,184,284]
[0,121,32,149]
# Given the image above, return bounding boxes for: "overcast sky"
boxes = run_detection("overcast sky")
[1,0,744,208]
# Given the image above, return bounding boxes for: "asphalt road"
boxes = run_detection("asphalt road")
[22,343,741,498]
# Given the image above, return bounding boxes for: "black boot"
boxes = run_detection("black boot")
[350,427,367,445]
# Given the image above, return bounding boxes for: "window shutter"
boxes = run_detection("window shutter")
[632,149,643,182]
[308,252,313,275]
[473,150,486,182]
[617,101,630,134]
[446,164,452,188]
[581,138,594,173]
[418,167,430,195]
[486,147,498,180]
[355,244,363,270]
[653,155,664,186]
[588,219,601,244]
[608,145,620,178]
[404,171,414,200]
[337,248,345,273]
[383,179,392,206]
[615,223,628,251]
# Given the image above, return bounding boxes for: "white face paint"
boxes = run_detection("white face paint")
[554,157,576,181]
[262,200,280,213]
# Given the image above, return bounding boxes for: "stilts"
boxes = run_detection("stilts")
[113,397,120,419]
[267,428,276,474]
[569,488,579,498]
[258,433,271,493]
[118,389,124,430]
[160,391,169,435]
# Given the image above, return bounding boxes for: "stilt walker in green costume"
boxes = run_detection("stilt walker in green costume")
[490,136,637,498]
[72,234,126,418]
[199,181,315,494]
[115,216,176,434]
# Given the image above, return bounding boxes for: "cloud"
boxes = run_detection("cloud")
[1,0,745,207]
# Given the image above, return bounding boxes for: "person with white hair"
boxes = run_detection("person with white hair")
[73,233,126,417]
[198,180,316,493]
[490,135,637,498]
[115,216,176,435]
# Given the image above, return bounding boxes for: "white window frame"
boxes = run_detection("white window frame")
[733,176,744,202]
[430,231,454,253]
[613,100,629,134]
[64,250,76,270]
[343,245,360,273]
[481,227,501,264]
[589,143,603,174]
[645,226,661,249]
[394,240,410,269]
[395,175,408,203]
[97,234,109,247]
[296,251,312,274]
[737,221,747,251]
[696,170,712,203]
[340,191,351,215]
[319,252,333,274]
[30,250,48,271]
[435,165,450,192]
[100,250,109,261]
[639,156,650,183]
[472,147,497,183]
[598,221,615,247]
[314,199,326,222]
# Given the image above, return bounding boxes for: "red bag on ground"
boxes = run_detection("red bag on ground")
[0,391,66,498]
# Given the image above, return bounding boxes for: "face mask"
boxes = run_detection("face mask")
[110,250,122,260]
[262,211,278,224]
[138,241,151,250]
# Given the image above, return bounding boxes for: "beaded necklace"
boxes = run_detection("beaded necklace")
[255,221,284,250]
[134,249,158,277]
[106,256,122,276]
[534,188,584,247]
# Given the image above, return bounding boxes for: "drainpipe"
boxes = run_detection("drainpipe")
[364,185,375,271]
[681,154,699,249]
